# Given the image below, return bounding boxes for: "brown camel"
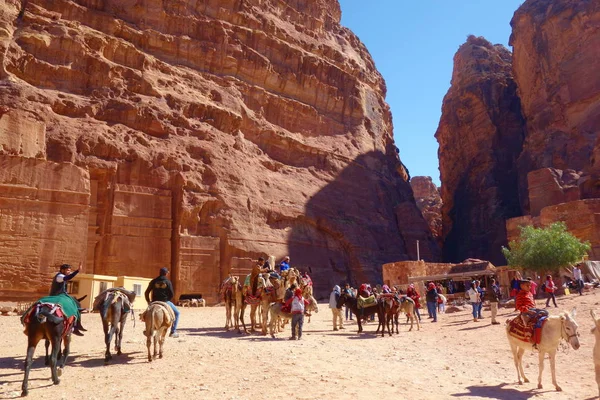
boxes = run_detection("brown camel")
[222,276,239,331]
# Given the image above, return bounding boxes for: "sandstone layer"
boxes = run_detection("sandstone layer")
[0,0,439,301]
[410,176,442,248]
[511,0,600,210]
[435,36,525,265]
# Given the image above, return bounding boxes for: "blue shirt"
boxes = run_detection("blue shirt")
[279,261,290,272]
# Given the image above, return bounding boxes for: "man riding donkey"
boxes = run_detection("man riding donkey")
[511,277,549,347]
[48,262,87,336]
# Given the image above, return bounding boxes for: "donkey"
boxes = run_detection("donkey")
[141,302,174,362]
[21,295,85,397]
[94,288,136,363]
[337,291,385,336]
[268,295,319,338]
[506,307,580,391]
[378,295,420,335]
[590,310,600,398]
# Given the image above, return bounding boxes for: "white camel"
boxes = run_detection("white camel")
[506,308,580,391]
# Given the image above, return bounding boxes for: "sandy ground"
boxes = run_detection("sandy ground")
[0,291,599,400]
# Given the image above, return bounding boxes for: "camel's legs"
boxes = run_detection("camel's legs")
[549,350,561,391]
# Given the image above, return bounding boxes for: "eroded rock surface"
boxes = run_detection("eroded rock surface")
[0,0,438,300]
[410,176,442,248]
[435,36,525,265]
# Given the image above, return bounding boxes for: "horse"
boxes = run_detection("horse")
[21,294,85,397]
[93,288,135,364]
[140,302,174,362]
[378,295,420,335]
[505,307,580,391]
[337,291,385,336]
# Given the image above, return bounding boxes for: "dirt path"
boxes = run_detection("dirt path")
[1,291,598,399]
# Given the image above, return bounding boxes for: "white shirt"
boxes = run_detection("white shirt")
[55,273,66,283]
[573,267,582,280]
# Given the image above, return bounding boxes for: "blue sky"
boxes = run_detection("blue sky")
[339,0,524,186]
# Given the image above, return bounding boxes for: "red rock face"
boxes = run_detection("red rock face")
[410,176,442,248]
[436,36,525,266]
[0,0,439,300]
[511,0,600,210]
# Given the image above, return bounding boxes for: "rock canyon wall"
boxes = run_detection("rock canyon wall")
[438,0,600,264]
[0,0,439,301]
[436,36,525,265]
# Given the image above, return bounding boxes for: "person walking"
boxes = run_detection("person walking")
[544,275,558,308]
[485,278,501,325]
[145,267,180,338]
[467,280,482,322]
[573,264,584,296]
[329,285,344,331]
[344,284,354,321]
[286,287,308,340]
[425,282,438,323]
[406,284,422,321]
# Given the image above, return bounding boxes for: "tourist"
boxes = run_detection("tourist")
[286,287,309,340]
[145,267,180,338]
[278,256,291,273]
[49,262,82,296]
[467,280,482,322]
[329,285,344,331]
[573,264,584,296]
[447,279,455,294]
[406,284,422,321]
[344,284,354,321]
[528,277,538,298]
[425,282,438,323]
[485,278,501,325]
[544,275,558,308]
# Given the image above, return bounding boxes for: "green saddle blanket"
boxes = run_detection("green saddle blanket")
[357,295,378,309]
[36,294,80,320]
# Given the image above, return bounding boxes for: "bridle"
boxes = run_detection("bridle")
[560,318,579,342]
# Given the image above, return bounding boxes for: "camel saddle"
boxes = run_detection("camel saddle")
[507,312,548,345]
[357,295,378,309]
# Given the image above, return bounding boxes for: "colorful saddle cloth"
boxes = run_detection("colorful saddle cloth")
[21,293,80,339]
[507,312,548,345]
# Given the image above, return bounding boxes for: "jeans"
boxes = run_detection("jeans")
[426,301,437,322]
[471,302,482,319]
[414,307,421,321]
[545,292,557,307]
[291,313,304,338]
[576,279,584,295]
[345,306,353,320]
[166,301,180,333]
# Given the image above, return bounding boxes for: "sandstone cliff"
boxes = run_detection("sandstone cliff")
[511,0,600,211]
[0,0,439,300]
[410,176,442,248]
[435,36,525,265]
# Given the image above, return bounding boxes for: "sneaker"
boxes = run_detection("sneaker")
[333,328,338,331]
[492,322,501,325]
[72,329,84,337]
[432,320,437,323]
[169,332,179,338]
[339,326,345,330]
[473,319,479,322]
[289,336,297,340]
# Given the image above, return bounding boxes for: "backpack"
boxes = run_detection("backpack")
[291,296,304,313]
[540,283,546,293]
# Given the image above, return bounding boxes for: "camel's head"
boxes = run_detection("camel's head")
[561,307,580,350]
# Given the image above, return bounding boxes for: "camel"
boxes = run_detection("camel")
[140,302,175,362]
[257,273,287,335]
[93,288,135,364]
[506,307,580,391]
[591,310,600,397]
[378,295,420,335]
[21,294,85,397]
[222,276,240,331]
[269,295,319,338]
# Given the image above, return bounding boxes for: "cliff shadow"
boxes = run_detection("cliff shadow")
[286,150,439,298]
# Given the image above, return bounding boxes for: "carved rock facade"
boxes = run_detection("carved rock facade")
[0,0,439,301]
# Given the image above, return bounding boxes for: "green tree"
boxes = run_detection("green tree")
[502,222,591,273]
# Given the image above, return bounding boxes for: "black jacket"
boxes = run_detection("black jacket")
[145,276,174,303]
